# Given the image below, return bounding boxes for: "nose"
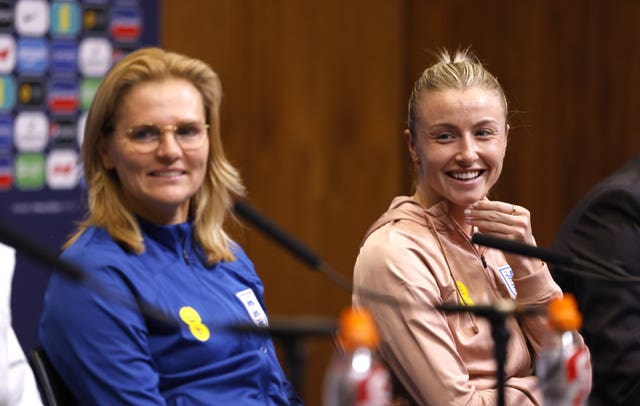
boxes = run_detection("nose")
[155,131,183,159]
[456,135,478,165]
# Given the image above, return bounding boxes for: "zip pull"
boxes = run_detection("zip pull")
[480,255,487,269]
[180,236,190,265]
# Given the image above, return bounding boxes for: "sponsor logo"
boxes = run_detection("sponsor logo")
[48,77,79,113]
[14,111,48,152]
[49,118,76,148]
[80,77,101,110]
[0,34,16,73]
[14,152,45,190]
[0,2,14,31]
[50,40,78,73]
[0,115,12,150]
[17,37,48,74]
[50,1,81,38]
[15,0,49,37]
[0,153,12,190]
[110,3,142,42]
[82,5,108,33]
[47,149,79,189]
[113,45,137,63]
[0,75,16,112]
[17,78,45,108]
[79,37,112,77]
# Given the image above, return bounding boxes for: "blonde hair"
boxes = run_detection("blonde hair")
[407,48,508,137]
[67,47,245,263]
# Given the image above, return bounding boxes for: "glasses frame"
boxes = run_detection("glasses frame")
[122,122,210,154]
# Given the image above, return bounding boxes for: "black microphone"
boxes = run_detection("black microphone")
[471,233,640,283]
[233,201,548,314]
[0,220,84,282]
[228,315,337,338]
[233,201,322,270]
[233,200,403,305]
[436,299,545,318]
[0,220,178,326]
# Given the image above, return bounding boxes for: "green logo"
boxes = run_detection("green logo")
[15,153,45,190]
[80,78,101,110]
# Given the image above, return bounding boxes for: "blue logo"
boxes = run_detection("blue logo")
[17,37,48,74]
[0,75,15,112]
[50,1,81,38]
[48,77,79,113]
[0,115,11,150]
[50,40,78,73]
[110,3,142,42]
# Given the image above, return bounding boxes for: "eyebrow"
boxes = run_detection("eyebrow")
[426,119,501,132]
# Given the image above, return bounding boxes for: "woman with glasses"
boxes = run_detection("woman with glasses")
[39,48,301,405]
[352,49,590,405]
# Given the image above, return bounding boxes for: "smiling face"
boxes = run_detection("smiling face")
[405,87,508,210]
[100,78,209,225]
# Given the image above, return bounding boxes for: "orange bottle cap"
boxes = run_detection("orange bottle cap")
[337,307,380,351]
[547,293,582,331]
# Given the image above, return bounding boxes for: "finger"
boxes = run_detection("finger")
[471,201,527,218]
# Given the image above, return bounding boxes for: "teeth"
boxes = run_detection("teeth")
[451,171,480,180]
[154,171,183,177]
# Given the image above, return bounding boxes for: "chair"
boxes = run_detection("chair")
[29,346,78,406]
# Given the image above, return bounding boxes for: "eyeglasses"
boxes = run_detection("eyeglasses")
[123,122,209,153]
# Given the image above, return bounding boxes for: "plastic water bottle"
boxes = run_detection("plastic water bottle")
[322,307,392,406]
[536,294,591,405]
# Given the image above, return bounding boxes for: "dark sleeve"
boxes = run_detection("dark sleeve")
[552,187,640,405]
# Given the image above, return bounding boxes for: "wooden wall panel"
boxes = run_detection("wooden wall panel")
[162,1,406,404]
[162,1,640,404]
[407,0,640,246]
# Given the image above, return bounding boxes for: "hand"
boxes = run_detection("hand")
[464,200,541,275]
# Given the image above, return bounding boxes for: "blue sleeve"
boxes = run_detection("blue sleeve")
[39,261,166,405]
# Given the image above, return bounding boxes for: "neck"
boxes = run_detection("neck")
[412,187,473,235]
[446,202,473,235]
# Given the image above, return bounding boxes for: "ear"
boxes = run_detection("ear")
[403,129,420,164]
[99,135,115,170]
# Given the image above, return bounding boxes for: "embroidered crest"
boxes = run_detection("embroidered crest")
[497,265,517,298]
[236,288,269,327]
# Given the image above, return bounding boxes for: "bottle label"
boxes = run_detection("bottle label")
[565,345,591,404]
[538,341,591,405]
[353,364,391,406]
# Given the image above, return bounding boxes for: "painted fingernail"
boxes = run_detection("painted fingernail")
[464,209,471,215]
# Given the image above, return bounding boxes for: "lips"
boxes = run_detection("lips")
[149,169,186,177]
[447,170,484,180]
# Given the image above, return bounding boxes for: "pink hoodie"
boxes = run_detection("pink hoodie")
[353,196,564,405]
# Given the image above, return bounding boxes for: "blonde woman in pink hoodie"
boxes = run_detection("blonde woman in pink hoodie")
[353,49,589,405]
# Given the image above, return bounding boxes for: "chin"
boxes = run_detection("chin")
[448,194,485,207]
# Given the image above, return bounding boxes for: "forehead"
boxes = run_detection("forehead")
[117,78,205,122]
[415,87,506,125]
